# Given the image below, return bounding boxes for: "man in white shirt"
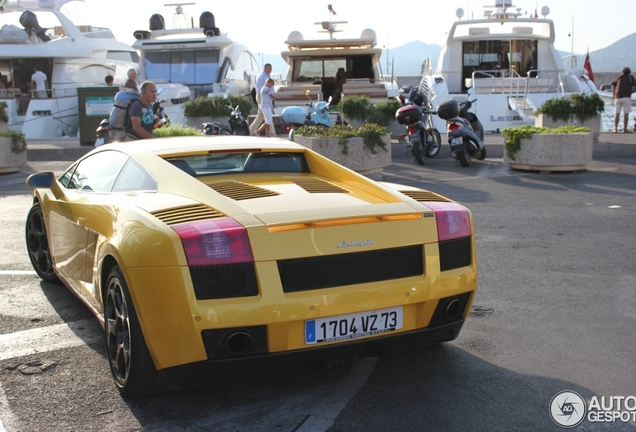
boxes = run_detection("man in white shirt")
[249,63,272,135]
[30,66,49,99]
[257,79,276,137]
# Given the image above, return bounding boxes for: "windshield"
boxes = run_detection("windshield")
[144,49,220,85]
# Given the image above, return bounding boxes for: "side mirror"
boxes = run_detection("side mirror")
[327,96,332,104]
[157,86,164,95]
[304,89,311,95]
[467,88,475,96]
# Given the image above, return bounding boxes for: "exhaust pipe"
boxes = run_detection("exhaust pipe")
[224,331,252,355]
[445,298,461,320]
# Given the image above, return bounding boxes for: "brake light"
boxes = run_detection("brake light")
[425,202,472,241]
[172,217,254,266]
[407,126,416,134]
[448,122,462,132]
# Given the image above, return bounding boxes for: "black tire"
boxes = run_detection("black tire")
[412,137,426,165]
[475,146,487,160]
[456,144,471,167]
[104,265,159,397]
[25,203,60,283]
[425,129,442,158]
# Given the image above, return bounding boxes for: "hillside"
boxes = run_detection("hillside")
[588,32,636,73]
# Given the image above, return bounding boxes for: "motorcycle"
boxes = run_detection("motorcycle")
[202,95,250,136]
[95,118,110,146]
[282,89,332,140]
[436,88,486,167]
[395,90,441,165]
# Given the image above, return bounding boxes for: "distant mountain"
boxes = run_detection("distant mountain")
[588,32,636,73]
[263,33,635,78]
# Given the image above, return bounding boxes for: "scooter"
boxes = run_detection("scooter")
[395,89,441,165]
[95,119,110,146]
[436,88,486,167]
[202,96,250,136]
[282,89,332,140]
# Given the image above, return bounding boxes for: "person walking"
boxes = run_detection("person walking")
[249,63,272,136]
[611,66,636,133]
[125,81,157,140]
[124,68,138,91]
[257,78,276,137]
[30,66,49,98]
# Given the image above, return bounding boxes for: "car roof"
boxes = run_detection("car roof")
[97,136,306,159]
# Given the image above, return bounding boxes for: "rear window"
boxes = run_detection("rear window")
[164,152,310,176]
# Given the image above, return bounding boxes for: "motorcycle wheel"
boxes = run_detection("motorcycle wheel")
[425,130,441,158]
[412,139,426,165]
[474,146,487,160]
[456,142,471,167]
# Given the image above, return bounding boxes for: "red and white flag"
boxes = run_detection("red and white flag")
[583,51,595,82]
[328,4,337,15]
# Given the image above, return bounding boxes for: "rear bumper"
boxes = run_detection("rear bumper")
[159,319,464,389]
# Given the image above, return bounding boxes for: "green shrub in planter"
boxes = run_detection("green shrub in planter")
[0,129,27,154]
[367,99,401,127]
[152,124,201,138]
[501,125,590,160]
[536,93,604,123]
[184,95,252,118]
[0,102,8,124]
[338,96,371,123]
[296,123,389,155]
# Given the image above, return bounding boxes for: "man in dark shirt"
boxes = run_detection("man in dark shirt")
[126,81,157,140]
[611,66,636,133]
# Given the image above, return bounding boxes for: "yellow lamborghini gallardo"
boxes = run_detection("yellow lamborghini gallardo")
[25,136,477,397]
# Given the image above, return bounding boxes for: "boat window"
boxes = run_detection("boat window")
[107,51,139,63]
[293,58,348,81]
[462,39,538,89]
[226,51,257,81]
[145,49,220,85]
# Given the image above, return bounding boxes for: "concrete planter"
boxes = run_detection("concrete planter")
[504,132,593,172]
[0,136,27,174]
[294,134,391,175]
[535,114,601,140]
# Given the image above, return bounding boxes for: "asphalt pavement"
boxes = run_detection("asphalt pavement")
[23,131,636,162]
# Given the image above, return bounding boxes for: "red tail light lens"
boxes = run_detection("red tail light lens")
[408,126,416,134]
[448,122,462,132]
[172,218,254,266]
[425,202,472,241]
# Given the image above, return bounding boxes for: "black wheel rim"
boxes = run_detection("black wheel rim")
[26,208,55,278]
[105,276,131,386]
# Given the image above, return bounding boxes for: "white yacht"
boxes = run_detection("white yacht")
[0,0,139,139]
[419,1,597,132]
[132,5,260,126]
[273,18,399,113]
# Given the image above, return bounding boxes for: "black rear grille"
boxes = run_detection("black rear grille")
[201,326,267,359]
[439,237,471,271]
[278,245,423,293]
[190,264,259,300]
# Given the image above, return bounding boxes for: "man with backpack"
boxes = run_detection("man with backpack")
[125,81,157,140]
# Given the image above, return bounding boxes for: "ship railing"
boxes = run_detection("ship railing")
[470,69,562,96]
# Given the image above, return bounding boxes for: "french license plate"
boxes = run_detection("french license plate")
[450,137,463,145]
[95,137,105,146]
[408,133,420,143]
[305,306,403,344]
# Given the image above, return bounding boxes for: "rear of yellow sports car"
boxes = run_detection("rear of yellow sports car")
[113,143,477,388]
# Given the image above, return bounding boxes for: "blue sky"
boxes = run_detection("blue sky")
[60,0,632,57]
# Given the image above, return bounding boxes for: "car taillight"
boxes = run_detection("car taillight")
[172,217,254,266]
[448,122,462,132]
[425,202,472,241]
